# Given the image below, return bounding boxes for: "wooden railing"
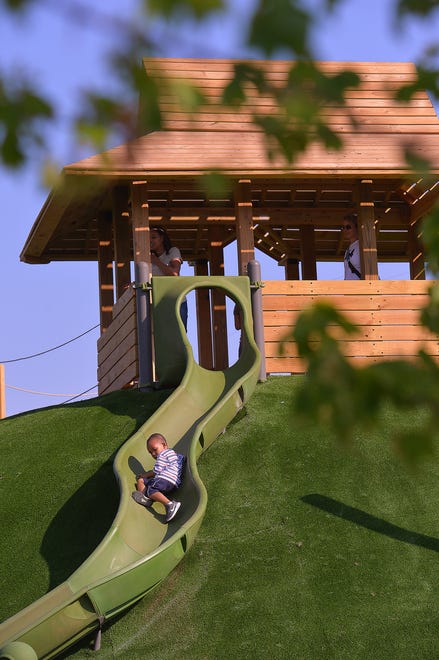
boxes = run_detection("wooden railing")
[97,288,138,395]
[97,279,439,392]
[262,280,439,374]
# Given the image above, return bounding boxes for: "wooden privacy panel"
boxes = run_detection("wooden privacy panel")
[262,280,439,373]
[96,280,439,390]
[97,288,138,395]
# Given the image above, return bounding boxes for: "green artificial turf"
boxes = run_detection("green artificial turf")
[1,377,438,659]
[0,388,171,621]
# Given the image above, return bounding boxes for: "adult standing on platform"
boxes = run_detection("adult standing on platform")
[150,226,188,330]
[342,213,362,280]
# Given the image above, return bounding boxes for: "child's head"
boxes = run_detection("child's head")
[147,433,168,458]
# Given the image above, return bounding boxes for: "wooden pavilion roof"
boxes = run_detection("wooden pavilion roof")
[21,59,439,266]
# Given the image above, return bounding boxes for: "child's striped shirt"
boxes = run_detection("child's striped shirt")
[154,448,185,487]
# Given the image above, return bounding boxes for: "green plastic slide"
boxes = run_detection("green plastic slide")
[0,276,260,659]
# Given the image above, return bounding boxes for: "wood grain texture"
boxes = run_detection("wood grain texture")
[262,279,439,374]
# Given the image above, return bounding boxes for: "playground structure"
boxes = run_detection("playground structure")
[3,59,439,655]
[0,276,260,658]
[19,58,439,393]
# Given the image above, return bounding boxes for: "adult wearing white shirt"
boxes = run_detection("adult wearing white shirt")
[342,213,361,280]
[150,226,188,330]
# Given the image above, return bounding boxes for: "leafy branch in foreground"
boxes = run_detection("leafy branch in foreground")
[283,300,439,464]
[1,0,439,170]
[222,60,361,163]
[0,74,53,167]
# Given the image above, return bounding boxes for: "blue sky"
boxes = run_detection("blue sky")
[1,0,439,417]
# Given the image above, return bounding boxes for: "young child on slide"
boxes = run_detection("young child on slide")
[132,432,184,522]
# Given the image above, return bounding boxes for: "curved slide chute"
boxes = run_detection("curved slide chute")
[0,277,260,659]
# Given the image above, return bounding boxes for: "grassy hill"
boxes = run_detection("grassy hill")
[1,377,437,659]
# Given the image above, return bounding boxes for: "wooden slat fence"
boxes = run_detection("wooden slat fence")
[262,280,439,373]
[97,288,138,395]
[96,280,439,392]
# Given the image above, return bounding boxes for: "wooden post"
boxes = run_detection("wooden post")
[408,219,426,280]
[97,211,114,333]
[194,259,213,369]
[235,179,255,275]
[300,226,317,280]
[112,186,132,299]
[358,179,379,280]
[131,181,152,276]
[0,364,5,419]
[131,181,153,388]
[285,258,300,280]
[209,225,229,369]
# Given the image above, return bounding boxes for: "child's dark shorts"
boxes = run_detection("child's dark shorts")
[143,476,176,497]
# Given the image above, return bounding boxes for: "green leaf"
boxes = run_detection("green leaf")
[222,63,267,106]
[397,0,439,18]
[138,74,162,132]
[366,359,438,408]
[421,207,439,275]
[170,80,206,113]
[1,0,34,9]
[395,65,439,103]
[403,147,434,179]
[145,0,224,19]
[248,0,312,57]
[0,77,53,167]
[254,114,309,163]
[200,170,230,198]
[420,283,439,332]
[0,129,23,166]
[221,78,247,107]
[316,122,343,150]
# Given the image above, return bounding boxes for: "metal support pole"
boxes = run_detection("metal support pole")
[248,260,267,382]
[135,262,153,390]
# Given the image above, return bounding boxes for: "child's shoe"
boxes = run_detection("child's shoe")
[132,491,153,508]
[165,500,181,522]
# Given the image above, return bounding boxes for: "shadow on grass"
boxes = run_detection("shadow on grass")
[301,493,439,553]
[41,456,120,589]
[39,389,173,589]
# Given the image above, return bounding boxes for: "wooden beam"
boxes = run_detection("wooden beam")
[285,258,300,280]
[235,179,255,275]
[209,225,229,369]
[97,211,114,333]
[358,179,379,280]
[131,181,151,269]
[194,260,213,369]
[408,183,439,223]
[112,186,132,299]
[146,204,407,226]
[300,226,317,280]
[408,219,426,280]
